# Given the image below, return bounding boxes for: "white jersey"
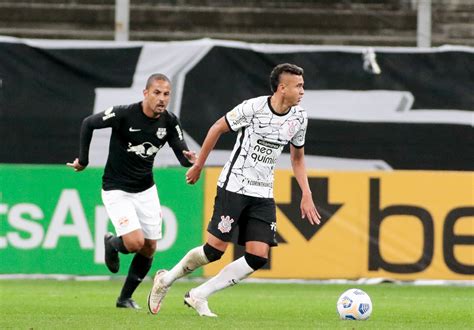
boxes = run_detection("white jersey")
[217,96,308,198]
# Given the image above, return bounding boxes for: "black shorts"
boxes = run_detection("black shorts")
[207,187,277,247]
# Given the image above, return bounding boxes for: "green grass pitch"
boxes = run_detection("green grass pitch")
[0,279,472,329]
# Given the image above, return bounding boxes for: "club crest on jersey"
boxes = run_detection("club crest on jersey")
[156,128,167,139]
[285,120,297,138]
[218,215,234,233]
[127,142,160,158]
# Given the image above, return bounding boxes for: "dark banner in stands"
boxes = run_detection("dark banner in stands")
[180,46,473,171]
[1,38,472,170]
[0,41,141,164]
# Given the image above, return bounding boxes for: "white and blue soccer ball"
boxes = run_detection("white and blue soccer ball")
[336,288,373,320]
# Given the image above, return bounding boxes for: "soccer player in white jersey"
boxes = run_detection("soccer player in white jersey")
[148,63,321,316]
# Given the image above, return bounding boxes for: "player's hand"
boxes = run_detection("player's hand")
[300,193,321,225]
[183,150,197,164]
[66,158,86,172]
[185,164,202,184]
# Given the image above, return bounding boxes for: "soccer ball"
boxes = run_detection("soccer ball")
[336,288,372,320]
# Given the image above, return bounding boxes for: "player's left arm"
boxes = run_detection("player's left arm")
[67,110,116,171]
[290,144,321,225]
[168,116,196,167]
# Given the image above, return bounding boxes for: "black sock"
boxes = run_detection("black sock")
[110,236,129,254]
[203,243,224,262]
[119,253,153,300]
[244,252,268,270]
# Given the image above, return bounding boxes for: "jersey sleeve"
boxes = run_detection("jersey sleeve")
[78,106,123,166]
[290,113,307,148]
[225,99,255,131]
[167,113,193,167]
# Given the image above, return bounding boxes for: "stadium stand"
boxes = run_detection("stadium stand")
[0,0,472,46]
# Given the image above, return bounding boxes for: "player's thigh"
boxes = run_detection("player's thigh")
[206,232,229,251]
[241,197,277,248]
[133,185,163,240]
[207,187,245,243]
[101,189,141,237]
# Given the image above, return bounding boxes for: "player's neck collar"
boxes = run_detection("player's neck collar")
[268,96,290,116]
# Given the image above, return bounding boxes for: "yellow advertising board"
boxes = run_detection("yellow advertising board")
[203,169,474,280]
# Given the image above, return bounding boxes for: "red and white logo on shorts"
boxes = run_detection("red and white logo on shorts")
[218,215,234,233]
[118,217,129,228]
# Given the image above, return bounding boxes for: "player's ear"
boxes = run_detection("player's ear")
[275,83,281,93]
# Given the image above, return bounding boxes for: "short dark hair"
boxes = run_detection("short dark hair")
[269,63,304,92]
[145,73,171,89]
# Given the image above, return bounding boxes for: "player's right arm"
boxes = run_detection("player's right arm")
[67,107,120,171]
[185,116,230,184]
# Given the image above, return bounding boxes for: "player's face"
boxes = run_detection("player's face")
[280,73,304,106]
[143,79,171,117]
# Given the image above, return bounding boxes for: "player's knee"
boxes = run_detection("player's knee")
[125,238,145,253]
[203,243,224,262]
[244,252,267,271]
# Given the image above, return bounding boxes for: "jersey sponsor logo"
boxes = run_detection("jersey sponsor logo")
[175,125,184,140]
[256,139,280,149]
[251,143,278,165]
[243,178,273,188]
[227,109,238,119]
[127,142,160,158]
[129,127,141,132]
[102,107,115,121]
[218,215,234,233]
[228,115,247,127]
[293,134,304,145]
[156,128,167,139]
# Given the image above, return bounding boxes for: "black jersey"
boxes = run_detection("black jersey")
[78,102,192,193]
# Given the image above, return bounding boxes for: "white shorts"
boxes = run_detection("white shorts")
[101,185,162,240]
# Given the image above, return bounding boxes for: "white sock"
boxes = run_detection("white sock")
[191,256,254,299]
[162,246,209,286]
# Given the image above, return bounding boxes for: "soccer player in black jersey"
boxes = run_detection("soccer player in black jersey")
[67,73,196,309]
[148,64,321,316]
